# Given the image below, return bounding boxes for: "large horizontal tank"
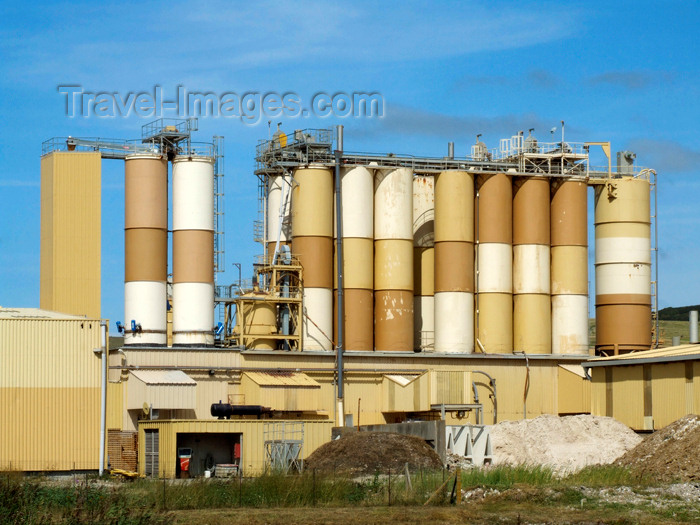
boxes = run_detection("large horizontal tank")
[172,156,215,346]
[124,154,168,346]
[594,176,651,353]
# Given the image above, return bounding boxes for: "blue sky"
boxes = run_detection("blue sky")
[0,1,698,327]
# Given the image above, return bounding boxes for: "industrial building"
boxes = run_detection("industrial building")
[2,119,682,478]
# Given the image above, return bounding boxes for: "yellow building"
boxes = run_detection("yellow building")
[584,345,700,431]
[0,307,104,471]
[40,151,101,319]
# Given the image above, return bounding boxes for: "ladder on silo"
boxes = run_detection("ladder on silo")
[214,136,226,327]
[649,169,659,348]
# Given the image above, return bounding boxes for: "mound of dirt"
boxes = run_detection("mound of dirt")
[305,432,443,475]
[615,414,700,482]
[490,414,642,474]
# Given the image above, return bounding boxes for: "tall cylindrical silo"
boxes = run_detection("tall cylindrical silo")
[336,166,374,351]
[513,177,551,354]
[124,154,168,346]
[374,167,413,351]
[594,176,651,353]
[551,179,589,354]
[434,170,474,353]
[292,166,334,351]
[475,173,512,353]
[172,156,215,346]
[267,173,292,259]
[413,175,434,351]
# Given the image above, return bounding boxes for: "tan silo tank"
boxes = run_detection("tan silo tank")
[513,177,551,354]
[413,175,434,351]
[434,170,474,353]
[172,156,215,346]
[124,154,168,346]
[267,173,292,259]
[594,176,651,353]
[374,167,413,351]
[236,294,277,350]
[476,173,512,353]
[551,179,589,354]
[292,166,334,351]
[335,166,374,351]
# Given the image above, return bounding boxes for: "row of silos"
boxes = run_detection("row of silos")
[266,166,651,355]
[124,154,215,347]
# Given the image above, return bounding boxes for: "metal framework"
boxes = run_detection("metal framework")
[263,421,305,473]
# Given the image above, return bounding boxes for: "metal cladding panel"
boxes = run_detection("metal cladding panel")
[513,177,550,246]
[125,155,168,230]
[513,245,550,294]
[413,175,434,247]
[374,239,413,291]
[595,235,651,264]
[477,173,512,244]
[589,368,606,417]
[594,178,650,225]
[374,167,413,240]
[173,230,215,283]
[477,243,512,293]
[292,167,333,238]
[413,247,434,296]
[550,179,587,247]
[650,362,687,429]
[172,283,215,346]
[595,264,651,296]
[611,366,645,429]
[341,167,374,239]
[595,303,652,351]
[339,237,373,290]
[434,170,474,242]
[382,373,430,412]
[413,295,434,351]
[124,281,167,345]
[434,291,474,353]
[337,288,374,351]
[127,374,196,411]
[557,365,591,415]
[514,294,551,354]
[293,236,333,289]
[476,293,513,353]
[430,370,472,405]
[551,246,588,295]
[40,152,101,319]
[551,295,589,355]
[172,157,215,231]
[267,174,292,244]
[434,241,474,292]
[138,420,334,478]
[303,287,333,351]
[374,289,414,351]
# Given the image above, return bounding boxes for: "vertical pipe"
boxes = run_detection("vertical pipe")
[98,320,106,475]
[690,310,699,344]
[334,125,345,424]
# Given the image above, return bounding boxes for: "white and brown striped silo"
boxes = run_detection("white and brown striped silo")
[266,174,292,259]
[172,156,215,346]
[513,177,551,354]
[551,179,589,354]
[413,175,434,351]
[292,166,334,351]
[594,176,652,354]
[434,170,474,353]
[374,167,413,351]
[124,154,168,346]
[336,166,374,351]
[475,173,513,353]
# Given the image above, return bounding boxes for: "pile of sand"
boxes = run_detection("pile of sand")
[490,414,642,474]
[616,414,700,482]
[305,432,443,475]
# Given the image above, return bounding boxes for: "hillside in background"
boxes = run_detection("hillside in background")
[658,305,700,321]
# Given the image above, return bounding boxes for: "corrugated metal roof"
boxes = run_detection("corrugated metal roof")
[0,307,87,320]
[130,370,197,385]
[584,344,700,368]
[244,371,319,387]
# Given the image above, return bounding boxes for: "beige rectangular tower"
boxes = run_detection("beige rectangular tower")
[40,151,101,319]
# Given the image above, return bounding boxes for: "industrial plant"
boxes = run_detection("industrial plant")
[2,118,699,480]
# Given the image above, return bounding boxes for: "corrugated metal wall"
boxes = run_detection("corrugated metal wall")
[0,318,102,470]
[40,152,101,319]
[138,420,334,478]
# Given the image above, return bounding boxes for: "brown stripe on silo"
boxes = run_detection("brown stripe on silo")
[173,230,214,283]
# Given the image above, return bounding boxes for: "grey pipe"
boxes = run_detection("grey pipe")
[98,321,107,476]
[690,310,699,344]
[447,142,454,159]
[334,125,345,422]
